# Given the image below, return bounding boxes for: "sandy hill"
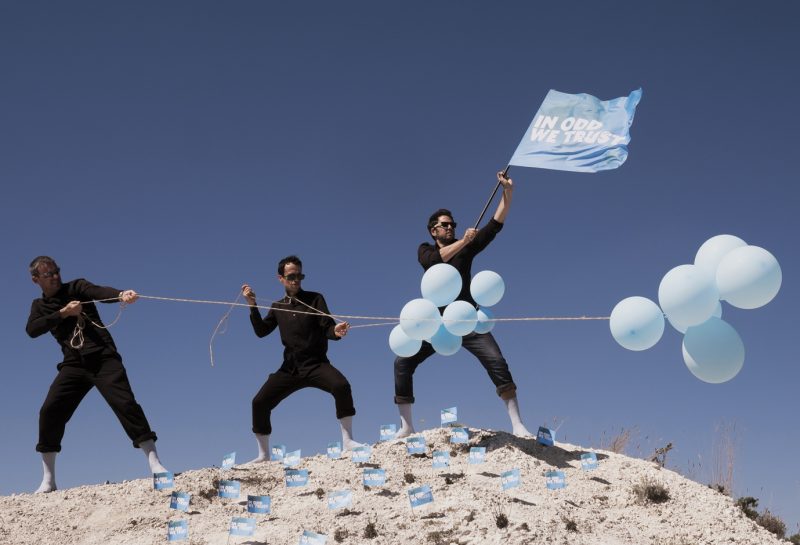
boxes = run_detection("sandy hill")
[0,428,785,545]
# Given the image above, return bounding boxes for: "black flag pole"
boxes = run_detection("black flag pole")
[473,165,511,229]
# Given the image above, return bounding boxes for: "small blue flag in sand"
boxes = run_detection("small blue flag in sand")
[432,450,450,469]
[153,471,174,490]
[469,447,486,465]
[363,468,386,487]
[221,451,236,471]
[351,445,371,463]
[167,520,188,542]
[450,427,469,444]
[218,480,241,499]
[283,449,302,468]
[408,484,434,508]
[546,470,567,489]
[501,469,521,491]
[380,424,397,441]
[537,426,555,447]
[327,490,353,510]
[229,517,256,537]
[285,469,309,488]
[271,444,286,461]
[406,436,426,455]
[327,441,342,459]
[440,407,457,426]
[169,491,190,512]
[247,495,271,514]
[581,452,598,471]
[299,530,327,545]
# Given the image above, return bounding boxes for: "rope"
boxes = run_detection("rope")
[208,292,242,367]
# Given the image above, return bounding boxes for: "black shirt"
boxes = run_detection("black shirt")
[26,278,122,366]
[249,289,340,373]
[418,218,504,307]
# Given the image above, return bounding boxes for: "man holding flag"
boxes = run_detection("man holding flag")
[393,171,533,439]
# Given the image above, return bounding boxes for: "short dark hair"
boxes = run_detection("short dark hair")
[29,256,58,276]
[278,255,303,276]
[427,208,453,235]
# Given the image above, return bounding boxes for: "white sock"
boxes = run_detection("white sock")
[139,439,168,474]
[35,452,57,493]
[395,403,415,439]
[248,433,270,463]
[504,397,533,437]
[339,416,363,450]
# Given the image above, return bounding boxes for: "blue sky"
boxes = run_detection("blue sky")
[2,0,798,532]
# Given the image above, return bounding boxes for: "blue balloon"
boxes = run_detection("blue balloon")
[716,246,782,309]
[430,324,461,356]
[694,234,747,276]
[399,298,441,341]
[389,325,422,357]
[609,296,665,351]
[658,264,718,327]
[470,270,505,307]
[682,317,745,383]
[421,263,462,307]
[473,307,496,334]
[442,301,478,336]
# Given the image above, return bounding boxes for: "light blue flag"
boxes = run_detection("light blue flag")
[229,517,256,537]
[167,520,189,542]
[509,88,642,173]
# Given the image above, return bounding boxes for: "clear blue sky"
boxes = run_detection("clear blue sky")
[2,0,797,532]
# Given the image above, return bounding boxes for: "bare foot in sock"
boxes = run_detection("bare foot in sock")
[394,426,415,440]
[35,480,56,494]
[512,424,534,438]
[343,439,365,451]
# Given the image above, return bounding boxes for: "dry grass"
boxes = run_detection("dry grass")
[710,421,738,496]
[602,427,635,454]
[631,476,670,504]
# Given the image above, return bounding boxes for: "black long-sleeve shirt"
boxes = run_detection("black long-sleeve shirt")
[249,289,340,374]
[418,218,504,307]
[26,278,122,366]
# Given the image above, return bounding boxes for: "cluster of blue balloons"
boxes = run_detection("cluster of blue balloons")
[389,264,505,357]
[610,235,782,383]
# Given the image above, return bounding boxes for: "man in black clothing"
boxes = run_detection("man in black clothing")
[242,255,361,463]
[394,171,533,438]
[26,256,166,493]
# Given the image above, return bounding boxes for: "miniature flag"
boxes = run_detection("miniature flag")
[380,424,397,441]
[406,436,426,455]
[408,484,434,508]
[283,449,302,468]
[229,517,256,537]
[363,468,386,487]
[247,495,271,514]
[221,451,236,471]
[167,520,188,541]
[218,480,241,499]
[327,490,353,510]
[469,447,486,465]
[450,427,469,444]
[509,88,642,172]
[153,471,174,490]
[432,450,450,469]
[299,530,327,545]
[537,426,555,447]
[285,469,309,487]
[327,441,342,459]
[581,452,598,471]
[169,492,191,512]
[440,407,457,426]
[546,470,567,489]
[501,469,521,491]
[271,444,286,461]
[352,445,371,463]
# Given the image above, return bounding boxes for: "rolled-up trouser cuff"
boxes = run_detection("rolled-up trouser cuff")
[394,395,415,405]
[35,444,61,453]
[133,431,158,448]
[497,383,517,400]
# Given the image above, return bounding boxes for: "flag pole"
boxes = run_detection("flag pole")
[473,165,511,229]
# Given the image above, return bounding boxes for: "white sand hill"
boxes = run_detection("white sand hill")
[0,428,784,545]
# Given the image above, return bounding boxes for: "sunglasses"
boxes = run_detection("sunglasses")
[435,222,457,230]
[37,269,61,279]
[283,273,305,282]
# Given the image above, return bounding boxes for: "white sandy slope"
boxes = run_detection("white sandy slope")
[0,428,785,545]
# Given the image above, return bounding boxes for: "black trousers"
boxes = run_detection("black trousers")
[252,363,356,436]
[36,351,157,453]
[394,331,517,404]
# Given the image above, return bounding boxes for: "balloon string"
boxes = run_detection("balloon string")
[85,294,609,324]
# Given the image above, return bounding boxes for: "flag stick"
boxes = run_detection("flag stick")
[473,165,511,229]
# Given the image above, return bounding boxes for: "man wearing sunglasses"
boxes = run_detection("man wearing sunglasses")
[394,171,533,439]
[241,255,361,463]
[25,256,167,493]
